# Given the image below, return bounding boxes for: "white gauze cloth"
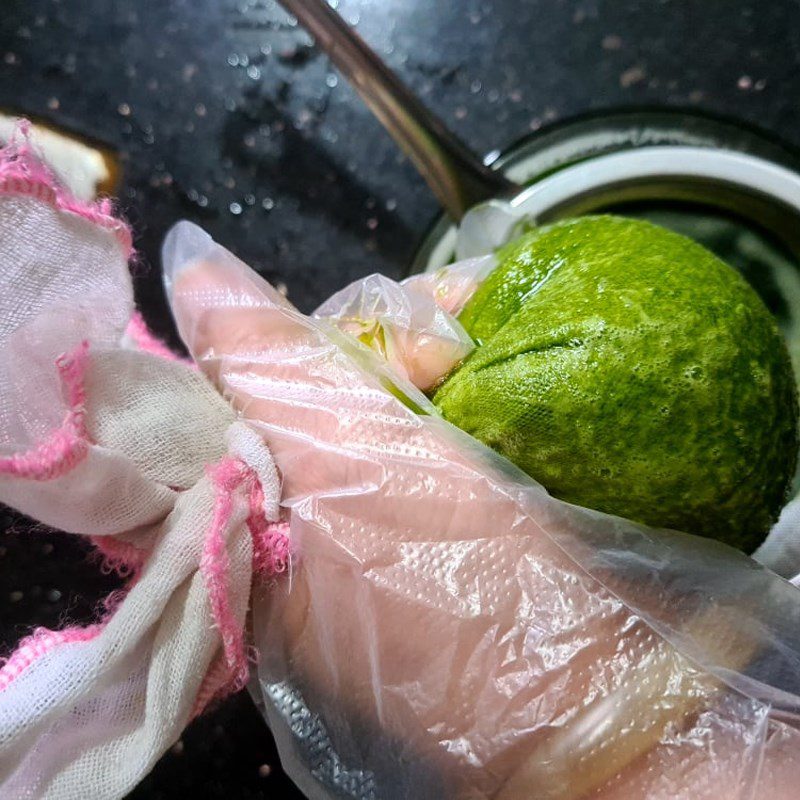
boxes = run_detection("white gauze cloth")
[0,134,288,799]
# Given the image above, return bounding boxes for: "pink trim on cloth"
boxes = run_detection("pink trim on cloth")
[202,458,250,692]
[248,480,290,576]
[0,581,137,695]
[190,652,242,721]
[89,534,148,578]
[0,341,92,480]
[0,585,132,692]
[193,456,289,716]
[0,337,135,691]
[0,121,133,256]
[0,623,105,692]
[125,311,194,366]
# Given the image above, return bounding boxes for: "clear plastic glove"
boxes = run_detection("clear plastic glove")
[164,221,800,800]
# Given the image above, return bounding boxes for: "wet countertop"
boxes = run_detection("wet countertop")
[1,0,799,797]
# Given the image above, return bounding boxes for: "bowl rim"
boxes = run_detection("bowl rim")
[411,107,800,273]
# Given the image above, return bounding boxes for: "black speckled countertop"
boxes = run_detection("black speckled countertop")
[1,0,799,796]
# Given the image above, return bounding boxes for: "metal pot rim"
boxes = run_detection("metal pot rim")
[413,111,800,273]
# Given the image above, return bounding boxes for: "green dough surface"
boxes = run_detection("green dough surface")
[434,216,799,551]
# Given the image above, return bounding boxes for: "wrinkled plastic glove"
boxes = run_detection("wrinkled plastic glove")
[164,221,800,800]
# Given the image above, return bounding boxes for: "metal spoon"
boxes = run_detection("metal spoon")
[277,0,517,221]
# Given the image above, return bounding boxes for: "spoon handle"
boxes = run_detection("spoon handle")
[278,0,517,220]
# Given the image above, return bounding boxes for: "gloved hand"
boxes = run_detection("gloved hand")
[164,221,800,800]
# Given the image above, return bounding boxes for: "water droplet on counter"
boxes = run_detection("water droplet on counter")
[386,198,397,211]
[224,96,237,112]
[247,65,261,80]
[118,102,131,116]
[295,108,313,127]
[602,34,623,50]
[320,126,338,143]
[261,197,275,210]
[47,97,60,110]
[9,590,23,602]
[754,78,767,91]
[325,73,338,88]
[227,53,240,67]
[4,52,17,65]
[620,65,646,88]
[738,75,753,90]
[260,44,272,56]
[258,764,272,778]
[366,217,378,230]
[229,202,243,215]
[194,103,207,117]
[454,106,467,119]
[470,79,482,94]
[244,193,255,206]
[47,588,62,602]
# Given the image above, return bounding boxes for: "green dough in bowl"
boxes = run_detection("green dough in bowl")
[433,215,799,551]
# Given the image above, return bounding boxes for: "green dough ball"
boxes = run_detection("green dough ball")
[433,215,799,551]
